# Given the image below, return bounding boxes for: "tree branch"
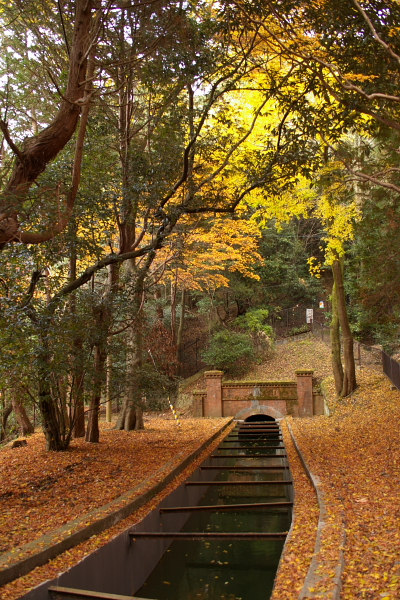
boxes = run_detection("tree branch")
[19,48,96,245]
[19,270,43,309]
[351,0,400,66]
[0,120,24,161]
[346,166,400,195]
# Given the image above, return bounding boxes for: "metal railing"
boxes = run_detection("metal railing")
[382,351,400,390]
[312,320,383,372]
[179,334,208,378]
[269,303,331,337]
[180,309,400,391]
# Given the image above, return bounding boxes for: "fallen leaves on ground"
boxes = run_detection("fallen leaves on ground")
[189,338,332,394]
[291,368,400,599]
[247,338,332,382]
[0,420,234,600]
[0,415,230,555]
[271,420,319,600]
[3,339,399,600]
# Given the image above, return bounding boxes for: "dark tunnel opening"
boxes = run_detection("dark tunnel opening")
[243,414,276,423]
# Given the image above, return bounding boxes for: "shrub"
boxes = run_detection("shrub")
[235,308,274,356]
[284,324,311,337]
[201,329,254,372]
[234,308,273,337]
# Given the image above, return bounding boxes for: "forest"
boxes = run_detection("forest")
[1,0,400,450]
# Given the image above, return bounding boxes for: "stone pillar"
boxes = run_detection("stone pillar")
[204,371,223,417]
[192,391,205,417]
[295,370,314,417]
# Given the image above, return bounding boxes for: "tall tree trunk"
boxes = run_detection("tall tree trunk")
[332,257,357,396]
[1,393,12,441]
[134,406,144,430]
[0,0,94,247]
[105,264,118,424]
[38,344,65,451]
[115,321,144,431]
[171,276,178,344]
[12,396,34,436]
[58,376,70,439]
[115,258,153,432]
[70,244,85,438]
[155,287,164,320]
[177,287,186,374]
[73,342,86,438]
[177,288,186,350]
[86,295,111,443]
[86,345,107,443]
[106,354,113,423]
[330,281,344,395]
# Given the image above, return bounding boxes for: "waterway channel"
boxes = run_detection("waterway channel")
[135,418,292,600]
[29,418,292,600]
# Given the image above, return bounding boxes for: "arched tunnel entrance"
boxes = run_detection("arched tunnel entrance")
[244,414,276,423]
[239,414,280,441]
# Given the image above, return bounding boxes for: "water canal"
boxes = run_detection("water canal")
[134,417,292,600]
[32,417,292,600]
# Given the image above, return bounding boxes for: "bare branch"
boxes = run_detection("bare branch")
[19,48,96,245]
[318,76,400,132]
[346,166,400,195]
[159,34,260,210]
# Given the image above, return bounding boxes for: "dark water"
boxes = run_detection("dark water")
[135,427,291,600]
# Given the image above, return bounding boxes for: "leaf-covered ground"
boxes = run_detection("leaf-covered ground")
[0,418,234,600]
[188,337,332,394]
[290,369,400,599]
[0,416,230,556]
[246,337,332,381]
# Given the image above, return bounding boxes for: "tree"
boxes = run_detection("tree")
[332,256,356,396]
[302,154,359,396]
[0,0,95,247]
[1,1,321,448]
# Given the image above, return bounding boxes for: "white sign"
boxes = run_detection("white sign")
[306,308,314,323]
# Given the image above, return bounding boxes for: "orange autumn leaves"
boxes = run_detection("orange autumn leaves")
[152,216,264,292]
[0,417,234,600]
